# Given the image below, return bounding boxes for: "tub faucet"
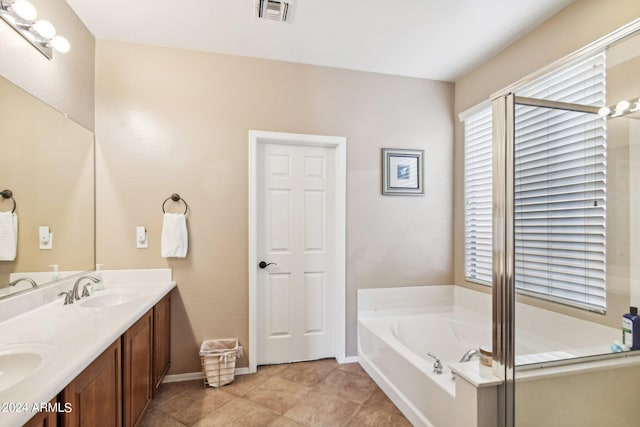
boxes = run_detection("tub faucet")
[459,348,479,363]
[8,277,38,288]
[71,276,100,302]
[427,352,443,374]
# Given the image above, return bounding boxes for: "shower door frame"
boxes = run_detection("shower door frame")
[491,93,515,427]
[490,18,640,427]
[492,94,603,427]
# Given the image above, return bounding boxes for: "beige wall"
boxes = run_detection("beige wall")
[95,41,454,373]
[453,0,640,328]
[0,0,95,130]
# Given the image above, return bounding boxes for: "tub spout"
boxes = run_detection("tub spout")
[459,348,479,363]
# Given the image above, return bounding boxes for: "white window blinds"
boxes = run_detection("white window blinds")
[464,107,493,285]
[514,52,607,311]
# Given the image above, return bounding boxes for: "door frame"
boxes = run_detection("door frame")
[248,130,347,373]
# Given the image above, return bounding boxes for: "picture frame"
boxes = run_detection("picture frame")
[382,148,424,196]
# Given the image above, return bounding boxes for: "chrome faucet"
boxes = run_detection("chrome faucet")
[58,291,74,305]
[8,277,38,288]
[71,276,100,302]
[427,352,443,374]
[459,348,479,363]
[81,283,92,298]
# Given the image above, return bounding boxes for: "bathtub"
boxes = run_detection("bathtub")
[357,285,630,427]
[357,288,492,427]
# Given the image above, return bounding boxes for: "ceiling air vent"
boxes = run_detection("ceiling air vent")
[256,0,290,22]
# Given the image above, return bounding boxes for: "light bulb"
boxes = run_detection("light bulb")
[597,107,610,117]
[33,19,56,39]
[50,35,70,53]
[12,0,37,21]
[615,100,631,114]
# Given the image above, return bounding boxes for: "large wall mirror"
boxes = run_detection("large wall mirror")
[0,76,94,299]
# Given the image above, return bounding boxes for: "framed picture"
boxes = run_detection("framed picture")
[382,148,424,196]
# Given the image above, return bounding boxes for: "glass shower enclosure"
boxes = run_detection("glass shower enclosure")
[492,21,640,427]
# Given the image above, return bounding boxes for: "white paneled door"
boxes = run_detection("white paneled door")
[257,142,336,364]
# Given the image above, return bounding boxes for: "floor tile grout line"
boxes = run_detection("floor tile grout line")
[148,359,408,426]
[207,390,239,420]
[154,383,197,409]
[150,405,191,427]
[341,402,364,427]
[308,369,379,406]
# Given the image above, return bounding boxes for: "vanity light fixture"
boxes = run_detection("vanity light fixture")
[597,97,640,118]
[0,0,70,59]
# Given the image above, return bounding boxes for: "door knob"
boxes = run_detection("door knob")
[259,261,276,269]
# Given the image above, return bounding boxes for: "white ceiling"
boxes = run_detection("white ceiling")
[65,0,574,82]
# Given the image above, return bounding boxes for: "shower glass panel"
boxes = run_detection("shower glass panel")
[505,30,640,426]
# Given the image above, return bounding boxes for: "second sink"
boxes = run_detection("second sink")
[80,291,142,308]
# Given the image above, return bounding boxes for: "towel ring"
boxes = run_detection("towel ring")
[162,193,189,214]
[0,189,16,214]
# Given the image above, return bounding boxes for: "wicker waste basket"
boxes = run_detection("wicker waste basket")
[199,338,240,387]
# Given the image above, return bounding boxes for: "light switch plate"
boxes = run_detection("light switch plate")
[39,226,52,250]
[136,226,148,248]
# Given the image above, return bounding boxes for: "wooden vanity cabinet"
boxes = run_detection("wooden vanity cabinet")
[22,399,57,427]
[152,293,171,395]
[38,294,171,427]
[123,310,153,427]
[61,340,122,427]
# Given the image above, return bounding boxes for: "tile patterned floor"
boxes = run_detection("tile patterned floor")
[143,359,411,426]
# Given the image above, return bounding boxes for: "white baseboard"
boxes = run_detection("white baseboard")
[339,355,359,364]
[163,367,251,384]
[163,372,203,383]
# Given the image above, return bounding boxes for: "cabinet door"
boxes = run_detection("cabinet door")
[23,399,57,427]
[153,293,171,394]
[61,340,122,427]
[123,310,153,427]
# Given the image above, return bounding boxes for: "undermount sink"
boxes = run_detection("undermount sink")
[0,344,50,393]
[80,291,142,308]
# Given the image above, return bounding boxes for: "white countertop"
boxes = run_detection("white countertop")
[0,277,175,426]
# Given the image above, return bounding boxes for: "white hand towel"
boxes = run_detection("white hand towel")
[161,213,188,258]
[0,211,18,261]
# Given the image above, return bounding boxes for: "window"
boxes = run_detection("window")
[463,105,493,285]
[514,52,607,312]
[462,51,607,311]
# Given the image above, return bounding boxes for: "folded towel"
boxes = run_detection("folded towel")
[0,212,18,261]
[161,213,188,258]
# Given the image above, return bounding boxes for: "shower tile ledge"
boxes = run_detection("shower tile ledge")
[514,351,640,383]
[450,361,502,388]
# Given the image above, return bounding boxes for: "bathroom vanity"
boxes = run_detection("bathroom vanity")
[0,270,175,427]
